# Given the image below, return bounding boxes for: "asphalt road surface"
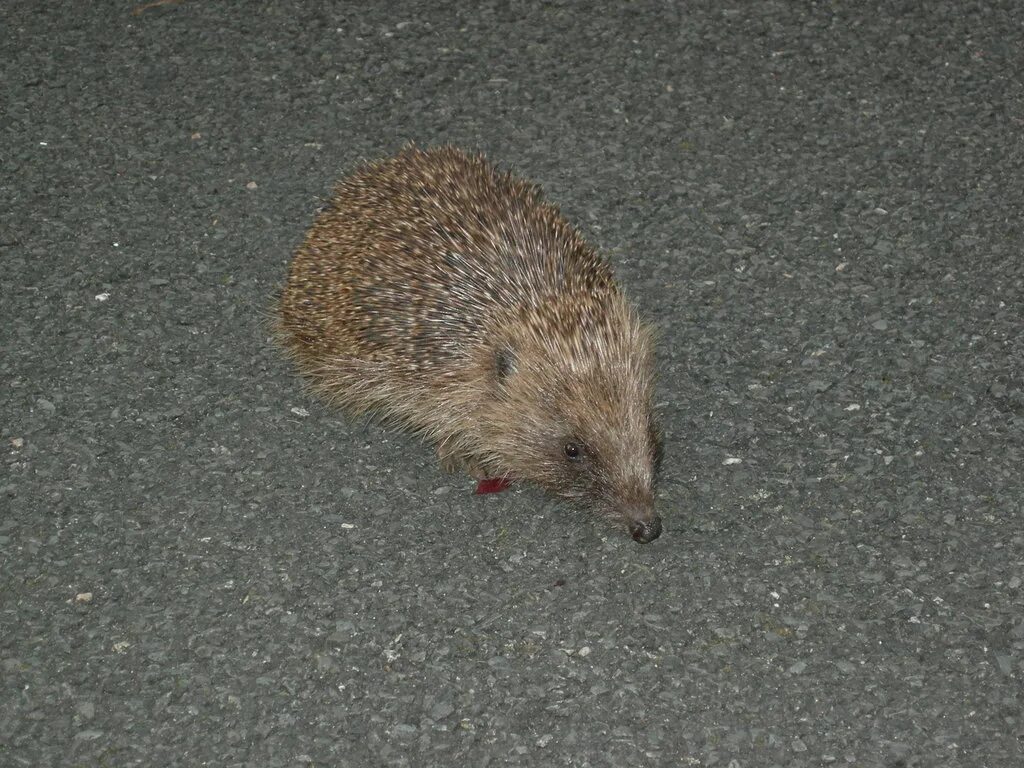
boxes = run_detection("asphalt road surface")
[2,2,1022,767]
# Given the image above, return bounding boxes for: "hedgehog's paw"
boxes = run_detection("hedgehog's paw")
[437,444,485,478]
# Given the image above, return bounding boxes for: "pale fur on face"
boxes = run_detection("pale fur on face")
[470,294,659,523]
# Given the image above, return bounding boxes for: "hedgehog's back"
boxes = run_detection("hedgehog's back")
[277,146,618,386]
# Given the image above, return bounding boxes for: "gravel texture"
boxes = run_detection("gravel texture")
[2,2,1022,767]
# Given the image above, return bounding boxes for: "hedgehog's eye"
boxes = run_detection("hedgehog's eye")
[563,441,584,461]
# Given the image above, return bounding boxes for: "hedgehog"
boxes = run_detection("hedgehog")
[276,146,663,542]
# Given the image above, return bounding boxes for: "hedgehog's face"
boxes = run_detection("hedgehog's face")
[484,318,662,543]
[547,388,663,543]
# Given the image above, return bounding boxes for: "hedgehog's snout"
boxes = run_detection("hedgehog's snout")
[627,514,662,544]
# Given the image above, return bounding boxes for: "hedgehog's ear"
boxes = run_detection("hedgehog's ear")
[495,343,517,381]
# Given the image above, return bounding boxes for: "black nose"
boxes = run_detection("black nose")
[628,515,662,543]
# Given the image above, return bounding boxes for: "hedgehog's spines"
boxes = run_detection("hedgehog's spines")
[276,145,662,541]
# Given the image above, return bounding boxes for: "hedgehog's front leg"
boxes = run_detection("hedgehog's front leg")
[437,444,511,494]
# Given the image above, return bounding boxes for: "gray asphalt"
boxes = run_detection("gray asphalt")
[2,2,1022,767]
